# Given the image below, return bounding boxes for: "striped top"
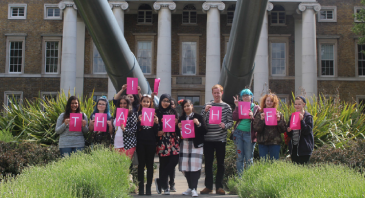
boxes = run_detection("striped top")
[201,102,233,142]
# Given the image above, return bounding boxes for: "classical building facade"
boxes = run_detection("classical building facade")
[1,0,365,107]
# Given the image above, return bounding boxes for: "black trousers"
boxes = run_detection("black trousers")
[137,143,156,187]
[203,141,226,190]
[185,170,201,190]
[169,168,175,186]
[291,145,311,165]
[159,155,179,189]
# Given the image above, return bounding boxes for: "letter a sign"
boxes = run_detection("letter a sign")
[163,115,175,132]
[209,106,222,124]
[116,108,129,127]
[141,108,155,127]
[181,120,195,138]
[69,113,82,132]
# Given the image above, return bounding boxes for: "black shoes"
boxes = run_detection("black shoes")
[145,185,151,195]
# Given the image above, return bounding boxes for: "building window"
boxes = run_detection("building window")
[9,41,23,73]
[277,95,289,106]
[45,41,60,73]
[320,44,335,76]
[178,96,200,105]
[358,44,365,76]
[182,5,197,24]
[354,6,365,22]
[44,4,62,20]
[93,44,107,74]
[4,91,23,109]
[227,5,235,24]
[271,5,285,25]
[137,41,152,74]
[182,42,197,75]
[8,4,27,19]
[318,6,337,22]
[92,93,108,104]
[270,43,286,76]
[137,4,152,24]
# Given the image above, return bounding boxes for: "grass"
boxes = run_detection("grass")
[232,160,365,197]
[0,146,131,198]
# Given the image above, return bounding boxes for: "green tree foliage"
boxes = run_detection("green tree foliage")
[353,0,365,45]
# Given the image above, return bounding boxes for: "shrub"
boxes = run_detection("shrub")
[233,161,365,197]
[310,139,365,172]
[0,141,60,176]
[0,130,16,143]
[0,147,131,198]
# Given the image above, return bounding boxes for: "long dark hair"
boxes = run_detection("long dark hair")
[63,96,81,121]
[114,95,133,117]
[130,94,140,108]
[180,99,193,118]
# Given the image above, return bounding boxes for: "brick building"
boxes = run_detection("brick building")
[0,0,364,108]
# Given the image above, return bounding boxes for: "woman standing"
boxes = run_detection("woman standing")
[154,94,180,195]
[55,96,88,157]
[287,96,314,165]
[89,96,113,147]
[136,94,159,195]
[253,94,286,160]
[232,89,260,175]
[113,95,138,159]
[178,99,207,197]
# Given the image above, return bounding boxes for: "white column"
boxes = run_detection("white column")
[154,2,176,96]
[253,3,273,101]
[294,13,302,96]
[59,2,77,94]
[298,3,321,98]
[108,1,129,99]
[75,15,85,97]
[203,2,225,102]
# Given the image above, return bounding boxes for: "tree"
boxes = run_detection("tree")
[353,0,365,45]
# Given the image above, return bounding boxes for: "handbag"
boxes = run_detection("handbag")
[131,150,138,165]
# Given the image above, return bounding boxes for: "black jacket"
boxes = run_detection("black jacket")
[137,111,159,146]
[178,113,207,148]
[287,111,314,156]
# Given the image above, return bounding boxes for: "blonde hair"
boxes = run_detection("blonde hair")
[211,84,223,93]
[259,94,279,112]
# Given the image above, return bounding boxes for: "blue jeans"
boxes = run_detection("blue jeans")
[59,147,84,157]
[233,129,256,175]
[258,144,280,160]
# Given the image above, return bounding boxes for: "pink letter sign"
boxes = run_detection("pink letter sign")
[163,115,175,132]
[264,108,277,126]
[290,112,301,130]
[127,77,138,94]
[69,113,82,132]
[154,78,160,94]
[181,120,195,139]
[238,102,251,119]
[94,113,107,132]
[141,108,155,127]
[116,108,129,127]
[209,106,222,124]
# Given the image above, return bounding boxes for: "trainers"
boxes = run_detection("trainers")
[155,178,161,194]
[191,189,198,197]
[200,187,212,194]
[163,188,170,195]
[170,184,176,192]
[216,188,226,195]
[182,188,192,195]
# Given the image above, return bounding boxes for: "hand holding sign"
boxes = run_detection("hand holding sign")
[141,108,155,126]
[163,115,175,132]
[181,120,195,138]
[94,113,107,132]
[264,108,277,126]
[116,108,129,127]
[127,77,138,94]
[154,78,161,94]
[209,106,222,124]
[238,102,251,119]
[69,113,82,132]
[290,112,301,130]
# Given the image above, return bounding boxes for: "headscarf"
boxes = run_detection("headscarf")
[158,94,172,115]
[92,96,112,120]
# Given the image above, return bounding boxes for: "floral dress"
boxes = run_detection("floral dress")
[156,110,180,157]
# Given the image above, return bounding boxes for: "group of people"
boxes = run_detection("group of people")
[55,83,314,197]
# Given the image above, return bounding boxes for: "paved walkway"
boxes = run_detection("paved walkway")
[132,157,239,198]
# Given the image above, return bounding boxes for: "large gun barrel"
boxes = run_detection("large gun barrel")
[219,0,268,104]
[74,0,152,94]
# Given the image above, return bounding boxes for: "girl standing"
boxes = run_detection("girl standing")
[178,99,207,197]
[232,89,260,175]
[55,96,88,157]
[89,96,113,147]
[154,94,180,195]
[113,95,138,159]
[253,94,286,160]
[287,96,314,165]
[114,84,141,113]
[136,94,159,195]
